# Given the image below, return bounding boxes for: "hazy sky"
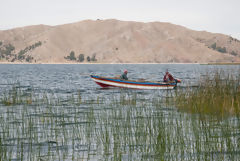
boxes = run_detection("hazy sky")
[0,0,239,38]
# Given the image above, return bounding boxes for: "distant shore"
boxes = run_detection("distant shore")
[1,60,240,65]
[0,61,202,65]
[203,62,240,65]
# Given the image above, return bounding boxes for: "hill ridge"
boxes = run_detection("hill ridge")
[0,19,240,63]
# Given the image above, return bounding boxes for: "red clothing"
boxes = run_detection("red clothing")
[163,73,174,82]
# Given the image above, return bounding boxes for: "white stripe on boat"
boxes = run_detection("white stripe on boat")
[92,77,175,89]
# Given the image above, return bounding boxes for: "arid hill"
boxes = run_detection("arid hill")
[0,19,240,63]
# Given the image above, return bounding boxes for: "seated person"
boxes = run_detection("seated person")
[163,70,174,82]
[120,69,128,80]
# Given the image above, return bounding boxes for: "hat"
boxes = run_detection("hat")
[124,69,128,73]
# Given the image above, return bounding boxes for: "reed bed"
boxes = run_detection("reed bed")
[0,82,240,160]
[176,70,240,118]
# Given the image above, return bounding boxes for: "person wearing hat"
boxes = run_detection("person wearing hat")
[120,69,128,80]
[163,70,174,82]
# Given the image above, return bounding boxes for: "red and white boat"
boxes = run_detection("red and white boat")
[90,75,181,90]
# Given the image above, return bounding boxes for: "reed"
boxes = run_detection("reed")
[176,70,240,118]
[0,82,240,160]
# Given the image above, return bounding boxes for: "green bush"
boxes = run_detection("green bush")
[210,43,227,53]
[0,44,15,56]
[69,51,76,60]
[90,53,97,61]
[87,56,90,62]
[0,49,2,58]
[65,51,76,60]
[17,41,42,61]
[35,41,42,47]
[211,43,216,50]
[216,46,226,53]
[26,55,33,62]
[18,50,25,60]
[6,44,15,52]
[78,54,84,62]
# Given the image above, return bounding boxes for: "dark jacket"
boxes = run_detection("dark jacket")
[163,73,174,82]
[120,73,128,80]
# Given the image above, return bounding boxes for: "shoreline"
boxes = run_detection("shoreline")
[0,61,202,65]
[0,62,240,65]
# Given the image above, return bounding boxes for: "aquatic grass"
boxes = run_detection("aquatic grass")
[1,83,240,160]
[176,70,240,118]
[0,85,36,106]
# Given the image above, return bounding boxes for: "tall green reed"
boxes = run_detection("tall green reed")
[1,82,240,160]
[176,70,240,118]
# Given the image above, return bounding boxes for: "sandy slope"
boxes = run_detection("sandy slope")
[0,19,240,63]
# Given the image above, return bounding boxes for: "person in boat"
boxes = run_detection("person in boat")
[163,70,174,82]
[120,69,128,80]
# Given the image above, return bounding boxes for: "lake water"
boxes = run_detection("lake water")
[0,64,239,95]
[0,64,240,160]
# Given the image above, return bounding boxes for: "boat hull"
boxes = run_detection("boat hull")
[90,75,177,89]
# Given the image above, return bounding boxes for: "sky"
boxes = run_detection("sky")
[0,0,239,39]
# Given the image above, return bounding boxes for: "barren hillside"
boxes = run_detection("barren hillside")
[0,19,240,63]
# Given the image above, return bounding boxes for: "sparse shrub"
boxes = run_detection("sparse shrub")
[18,50,25,60]
[216,46,226,53]
[29,41,42,50]
[78,54,84,62]
[69,51,76,60]
[1,44,15,56]
[0,49,2,58]
[230,51,238,56]
[22,41,42,54]
[211,43,216,50]
[87,56,90,62]
[26,55,34,62]
[210,43,227,53]
[65,51,76,60]
[11,58,16,62]
[229,36,240,43]
[35,41,42,47]
[11,41,42,61]
[90,53,97,61]
[0,53,5,59]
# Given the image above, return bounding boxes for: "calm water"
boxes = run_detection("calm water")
[0,64,239,95]
[0,64,240,161]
